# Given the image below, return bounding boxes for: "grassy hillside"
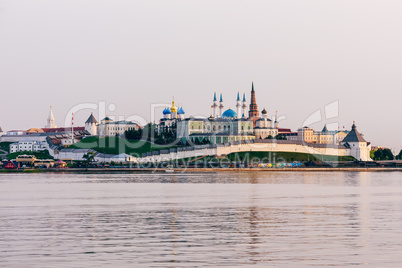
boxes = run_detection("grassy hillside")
[6,150,53,160]
[70,137,180,156]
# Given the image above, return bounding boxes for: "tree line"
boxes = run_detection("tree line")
[371,148,402,161]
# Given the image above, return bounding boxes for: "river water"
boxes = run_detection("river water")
[1,171,402,267]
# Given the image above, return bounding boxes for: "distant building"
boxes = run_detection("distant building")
[15,155,37,166]
[0,126,3,136]
[342,123,371,161]
[10,140,47,153]
[295,125,349,145]
[45,106,57,129]
[60,138,79,147]
[177,116,254,144]
[254,108,278,139]
[42,127,85,133]
[83,114,140,138]
[26,128,45,134]
[7,130,27,136]
[97,116,140,137]
[4,161,18,169]
[85,113,98,135]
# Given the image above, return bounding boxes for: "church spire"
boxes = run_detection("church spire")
[46,106,57,128]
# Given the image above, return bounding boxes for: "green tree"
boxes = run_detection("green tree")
[124,128,143,140]
[397,150,402,160]
[373,148,394,160]
[275,135,287,140]
[83,151,96,165]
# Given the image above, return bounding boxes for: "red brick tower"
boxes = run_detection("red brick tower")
[248,81,260,126]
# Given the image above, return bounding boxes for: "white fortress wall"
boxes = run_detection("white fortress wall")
[138,142,351,163]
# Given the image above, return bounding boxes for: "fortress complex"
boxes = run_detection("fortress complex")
[173,82,279,144]
[80,81,372,161]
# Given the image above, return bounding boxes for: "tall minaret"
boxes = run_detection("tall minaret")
[248,81,259,126]
[212,92,218,118]
[219,93,224,117]
[236,92,241,119]
[46,106,57,128]
[242,93,247,118]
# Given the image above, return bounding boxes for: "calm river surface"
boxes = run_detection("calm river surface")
[1,171,402,267]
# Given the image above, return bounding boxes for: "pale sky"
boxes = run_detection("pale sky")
[0,0,401,152]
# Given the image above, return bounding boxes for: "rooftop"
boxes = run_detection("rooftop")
[85,113,98,124]
[342,123,367,143]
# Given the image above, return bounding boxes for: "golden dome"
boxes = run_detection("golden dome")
[170,100,177,113]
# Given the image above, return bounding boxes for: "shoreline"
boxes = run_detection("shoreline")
[1,167,402,173]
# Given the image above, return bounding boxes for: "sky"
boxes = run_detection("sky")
[0,0,401,152]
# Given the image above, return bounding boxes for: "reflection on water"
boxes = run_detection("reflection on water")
[1,172,402,267]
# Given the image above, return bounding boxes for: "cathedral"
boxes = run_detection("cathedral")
[158,100,185,133]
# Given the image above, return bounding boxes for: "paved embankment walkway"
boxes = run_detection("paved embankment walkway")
[2,167,402,173]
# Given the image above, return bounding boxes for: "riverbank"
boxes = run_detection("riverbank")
[1,167,402,173]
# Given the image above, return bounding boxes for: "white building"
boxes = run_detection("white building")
[7,130,27,136]
[97,117,140,137]
[45,106,57,128]
[341,123,372,161]
[254,108,278,139]
[85,113,98,136]
[176,115,255,144]
[61,138,78,147]
[10,140,47,153]
[56,149,95,161]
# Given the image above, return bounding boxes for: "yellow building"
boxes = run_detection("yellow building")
[297,125,349,145]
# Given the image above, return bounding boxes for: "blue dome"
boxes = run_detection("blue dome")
[177,107,185,115]
[222,109,237,118]
[163,108,171,115]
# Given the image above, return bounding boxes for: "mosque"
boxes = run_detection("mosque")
[160,82,279,143]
